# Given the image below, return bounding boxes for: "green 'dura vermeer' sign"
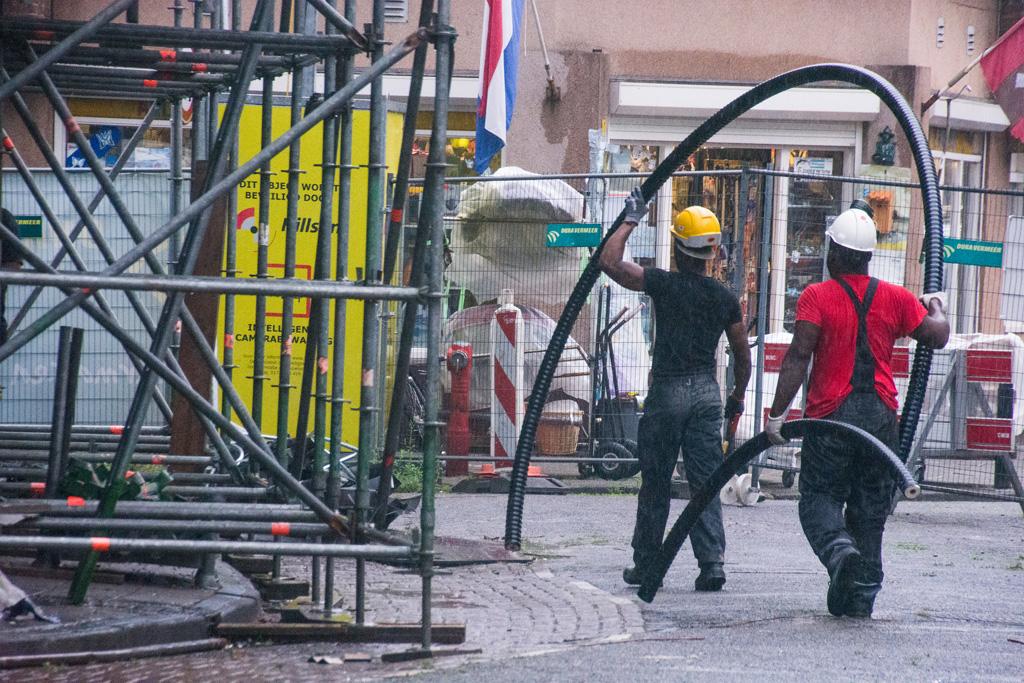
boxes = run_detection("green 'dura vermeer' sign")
[545,223,601,248]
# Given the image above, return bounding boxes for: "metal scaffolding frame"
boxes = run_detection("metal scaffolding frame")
[0,0,452,650]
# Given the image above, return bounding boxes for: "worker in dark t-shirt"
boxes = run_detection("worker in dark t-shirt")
[766,200,949,618]
[0,209,25,345]
[600,188,751,592]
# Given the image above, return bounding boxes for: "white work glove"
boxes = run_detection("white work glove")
[622,187,650,225]
[919,291,948,313]
[765,412,788,445]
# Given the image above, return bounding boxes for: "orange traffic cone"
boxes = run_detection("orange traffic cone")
[478,462,496,477]
[527,464,543,478]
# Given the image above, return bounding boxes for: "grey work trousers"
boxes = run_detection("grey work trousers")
[631,373,726,569]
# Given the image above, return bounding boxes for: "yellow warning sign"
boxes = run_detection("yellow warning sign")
[221,103,403,441]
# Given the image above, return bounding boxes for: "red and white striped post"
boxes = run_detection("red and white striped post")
[491,289,524,468]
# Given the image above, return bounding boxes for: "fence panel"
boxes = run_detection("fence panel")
[406,168,1024,505]
[0,169,183,427]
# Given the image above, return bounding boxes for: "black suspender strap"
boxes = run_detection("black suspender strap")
[834,276,879,394]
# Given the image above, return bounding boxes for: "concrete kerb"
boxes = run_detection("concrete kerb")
[0,559,259,660]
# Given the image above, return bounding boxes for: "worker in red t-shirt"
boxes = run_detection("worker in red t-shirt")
[765,200,949,618]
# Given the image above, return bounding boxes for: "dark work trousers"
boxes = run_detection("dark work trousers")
[799,276,894,609]
[631,373,726,569]
[798,393,897,606]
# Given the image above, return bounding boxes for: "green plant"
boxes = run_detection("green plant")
[392,453,444,494]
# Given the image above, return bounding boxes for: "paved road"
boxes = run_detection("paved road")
[17,493,1024,681]
[401,495,1024,682]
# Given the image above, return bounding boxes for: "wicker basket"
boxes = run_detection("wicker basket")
[536,400,582,455]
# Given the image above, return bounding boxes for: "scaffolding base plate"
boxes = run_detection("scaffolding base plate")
[225,554,275,575]
[252,576,309,601]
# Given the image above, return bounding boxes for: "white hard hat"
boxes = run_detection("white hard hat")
[826,202,876,253]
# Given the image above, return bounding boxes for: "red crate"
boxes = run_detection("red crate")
[965,350,1012,383]
[965,417,1014,452]
[764,343,789,373]
[891,346,910,378]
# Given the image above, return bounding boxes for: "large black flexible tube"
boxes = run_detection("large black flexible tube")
[636,419,920,602]
[504,63,944,549]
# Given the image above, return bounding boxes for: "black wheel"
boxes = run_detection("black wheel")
[577,461,593,478]
[400,376,425,451]
[620,439,641,478]
[782,470,796,488]
[594,441,638,481]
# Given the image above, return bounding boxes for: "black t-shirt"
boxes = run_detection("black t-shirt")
[644,267,742,377]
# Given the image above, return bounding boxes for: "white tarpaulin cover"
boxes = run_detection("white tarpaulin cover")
[447,167,650,396]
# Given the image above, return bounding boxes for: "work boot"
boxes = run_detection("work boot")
[843,574,882,619]
[826,547,864,617]
[623,565,662,588]
[622,565,643,586]
[694,563,726,592]
[843,591,875,618]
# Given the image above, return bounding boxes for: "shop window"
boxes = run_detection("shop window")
[607,143,658,174]
[783,150,844,331]
[62,98,191,170]
[408,134,494,179]
[604,144,659,262]
[927,128,980,158]
[65,123,191,170]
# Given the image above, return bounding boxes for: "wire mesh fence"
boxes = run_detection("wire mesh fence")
[403,168,1024,506]
[0,168,184,427]
[2,165,1022,504]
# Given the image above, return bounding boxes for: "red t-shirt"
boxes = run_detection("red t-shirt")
[796,275,926,417]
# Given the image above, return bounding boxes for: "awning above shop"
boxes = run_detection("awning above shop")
[369,74,479,104]
[607,114,861,149]
[927,97,1010,133]
[610,80,881,121]
[264,72,480,108]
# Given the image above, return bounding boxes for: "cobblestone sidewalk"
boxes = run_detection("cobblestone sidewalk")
[15,552,644,682]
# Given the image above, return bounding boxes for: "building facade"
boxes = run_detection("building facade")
[2,0,1023,333]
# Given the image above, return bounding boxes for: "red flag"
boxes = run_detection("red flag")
[980,16,1024,91]
[991,67,1024,142]
[980,17,1024,142]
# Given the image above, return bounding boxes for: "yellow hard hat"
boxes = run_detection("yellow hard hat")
[671,206,721,258]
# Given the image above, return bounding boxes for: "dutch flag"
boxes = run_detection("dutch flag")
[474,0,525,174]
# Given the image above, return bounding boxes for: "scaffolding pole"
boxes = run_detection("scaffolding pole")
[0,0,448,646]
[326,0,359,613]
[418,0,454,651]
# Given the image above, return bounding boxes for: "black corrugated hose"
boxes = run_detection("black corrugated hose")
[636,419,921,602]
[503,63,944,550]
